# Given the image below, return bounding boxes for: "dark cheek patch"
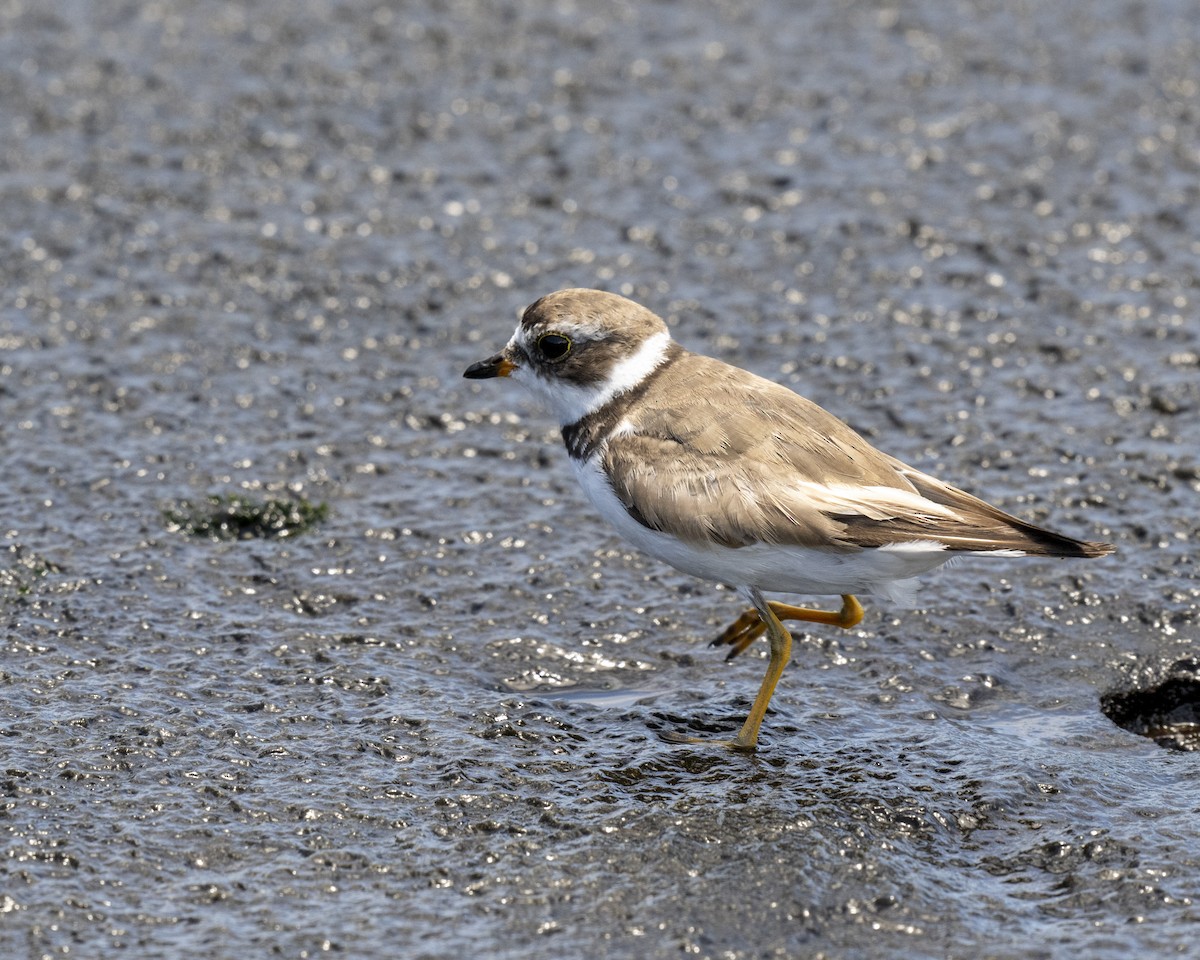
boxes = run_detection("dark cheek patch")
[559,344,614,386]
[529,338,618,387]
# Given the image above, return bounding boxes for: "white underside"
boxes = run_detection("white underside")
[571,455,1015,606]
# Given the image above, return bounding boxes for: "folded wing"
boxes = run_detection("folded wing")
[601,352,1112,558]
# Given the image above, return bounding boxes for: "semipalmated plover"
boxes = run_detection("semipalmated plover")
[464,289,1113,750]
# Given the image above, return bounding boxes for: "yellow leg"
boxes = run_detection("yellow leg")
[730,596,793,751]
[668,593,864,751]
[711,594,863,659]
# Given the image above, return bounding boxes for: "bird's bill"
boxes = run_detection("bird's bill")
[463,352,515,379]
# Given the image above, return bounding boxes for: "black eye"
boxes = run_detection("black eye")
[537,333,572,361]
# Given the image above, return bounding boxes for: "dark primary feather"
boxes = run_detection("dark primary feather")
[856,465,1114,557]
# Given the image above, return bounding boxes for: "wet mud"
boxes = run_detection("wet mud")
[2,1,1199,957]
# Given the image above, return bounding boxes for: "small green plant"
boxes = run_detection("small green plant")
[164,493,329,541]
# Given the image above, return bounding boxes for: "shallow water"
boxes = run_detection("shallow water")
[2,0,1199,957]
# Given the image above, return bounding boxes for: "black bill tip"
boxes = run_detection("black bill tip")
[463,352,515,379]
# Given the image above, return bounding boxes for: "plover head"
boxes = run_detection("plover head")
[464,289,674,425]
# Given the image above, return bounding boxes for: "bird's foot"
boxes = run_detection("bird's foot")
[662,730,758,752]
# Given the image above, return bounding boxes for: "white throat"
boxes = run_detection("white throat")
[513,329,672,425]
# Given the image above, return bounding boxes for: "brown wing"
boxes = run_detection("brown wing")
[601,352,923,550]
[601,351,1113,557]
[840,464,1114,557]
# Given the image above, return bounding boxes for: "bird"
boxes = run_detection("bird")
[463,288,1113,751]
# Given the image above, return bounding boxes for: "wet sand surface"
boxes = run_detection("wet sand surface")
[2,1,1199,957]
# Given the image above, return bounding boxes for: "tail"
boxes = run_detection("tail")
[989,513,1114,558]
[899,468,1115,558]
